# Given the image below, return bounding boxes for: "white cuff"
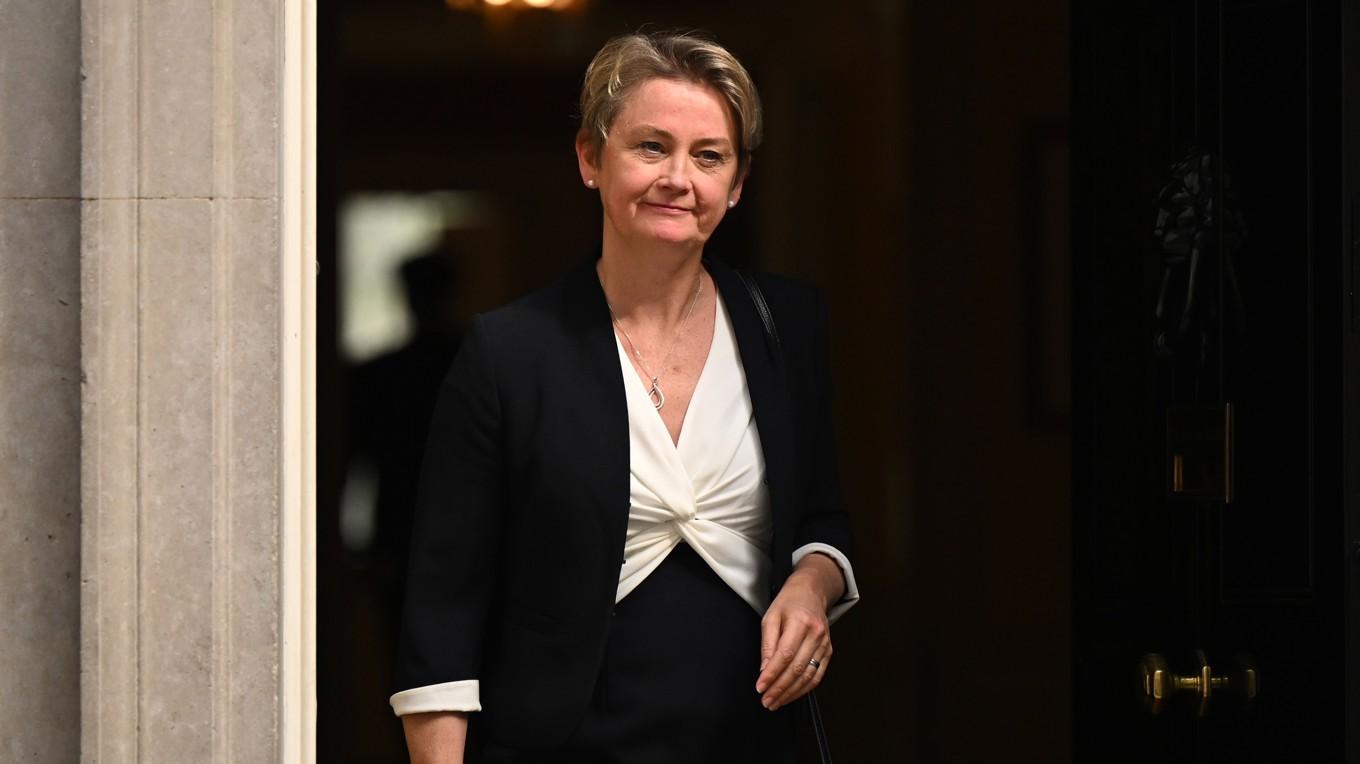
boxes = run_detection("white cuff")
[791,542,861,624]
[390,680,481,716]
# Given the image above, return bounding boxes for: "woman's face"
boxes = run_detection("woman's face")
[579,78,744,252]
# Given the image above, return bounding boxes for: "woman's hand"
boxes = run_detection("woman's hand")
[755,552,846,711]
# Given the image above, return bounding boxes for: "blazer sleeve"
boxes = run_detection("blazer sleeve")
[792,291,855,571]
[393,314,505,695]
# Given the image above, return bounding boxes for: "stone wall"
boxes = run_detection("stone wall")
[80,0,294,761]
[0,1,83,761]
[0,0,313,761]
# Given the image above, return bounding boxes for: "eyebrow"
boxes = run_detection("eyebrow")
[626,123,734,150]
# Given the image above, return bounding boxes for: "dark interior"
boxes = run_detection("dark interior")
[319,1,1069,760]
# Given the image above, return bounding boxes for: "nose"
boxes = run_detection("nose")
[656,157,693,192]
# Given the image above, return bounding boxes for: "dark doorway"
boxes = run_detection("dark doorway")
[1072,1,1359,760]
[318,1,1073,761]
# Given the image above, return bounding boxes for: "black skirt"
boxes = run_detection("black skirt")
[471,543,798,763]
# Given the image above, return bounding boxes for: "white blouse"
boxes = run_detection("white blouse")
[616,291,776,613]
[390,293,860,717]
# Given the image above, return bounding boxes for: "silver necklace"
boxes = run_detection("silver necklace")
[604,271,704,410]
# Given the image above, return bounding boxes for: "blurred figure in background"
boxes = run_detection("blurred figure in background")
[347,245,464,651]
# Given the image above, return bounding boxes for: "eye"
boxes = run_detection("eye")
[695,150,728,167]
[636,141,665,156]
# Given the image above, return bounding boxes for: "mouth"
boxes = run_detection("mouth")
[641,202,692,214]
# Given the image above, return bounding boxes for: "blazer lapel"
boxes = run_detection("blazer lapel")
[705,258,798,581]
[561,263,633,561]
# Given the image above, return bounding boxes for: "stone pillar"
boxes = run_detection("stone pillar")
[79,0,314,761]
[0,1,83,761]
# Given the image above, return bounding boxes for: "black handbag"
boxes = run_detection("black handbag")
[734,269,834,764]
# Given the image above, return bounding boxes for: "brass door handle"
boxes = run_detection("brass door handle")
[1139,650,1258,716]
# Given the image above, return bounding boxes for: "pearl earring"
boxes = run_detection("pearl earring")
[586,179,596,188]
[727,200,736,209]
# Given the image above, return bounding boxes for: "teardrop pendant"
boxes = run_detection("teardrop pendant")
[648,377,665,410]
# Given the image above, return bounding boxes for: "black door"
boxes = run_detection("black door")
[1072,1,1358,761]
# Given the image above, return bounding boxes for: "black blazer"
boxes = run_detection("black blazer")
[394,256,852,748]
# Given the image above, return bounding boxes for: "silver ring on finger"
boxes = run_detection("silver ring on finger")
[808,657,822,670]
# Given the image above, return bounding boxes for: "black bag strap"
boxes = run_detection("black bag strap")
[734,269,783,363]
[735,269,833,764]
[808,688,834,764]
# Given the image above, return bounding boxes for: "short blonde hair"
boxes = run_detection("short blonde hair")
[578,31,763,179]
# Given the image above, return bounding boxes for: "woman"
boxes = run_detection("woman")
[391,31,859,763]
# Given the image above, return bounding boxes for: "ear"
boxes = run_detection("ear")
[575,133,599,187]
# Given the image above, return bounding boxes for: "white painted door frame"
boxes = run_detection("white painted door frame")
[281,0,317,761]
